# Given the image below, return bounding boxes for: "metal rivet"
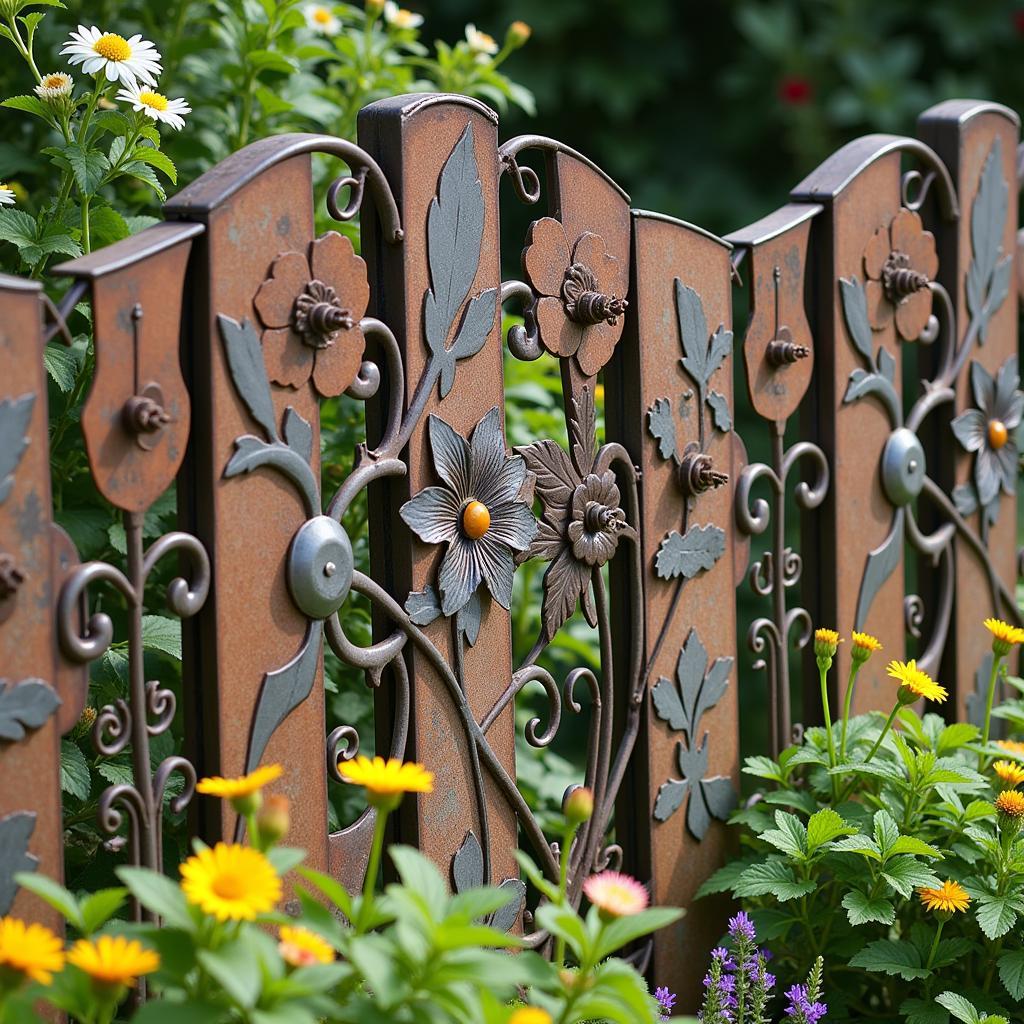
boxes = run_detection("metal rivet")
[324,561,336,577]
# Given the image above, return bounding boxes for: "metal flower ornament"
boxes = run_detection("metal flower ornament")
[400,407,538,619]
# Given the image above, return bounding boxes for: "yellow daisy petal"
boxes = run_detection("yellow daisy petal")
[918,880,970,914]
[278,924,334,967]
[180,842,281,921]
[196,763,283,800]
[886,659,947,704]
[67,934,159,987]
[337,756,433,809]
[0,916,65,985]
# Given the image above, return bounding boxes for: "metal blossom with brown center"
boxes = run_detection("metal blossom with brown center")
[863,208,938,341]
[253,231,369,398]
[400,407,538,618]
[522,217,628,377]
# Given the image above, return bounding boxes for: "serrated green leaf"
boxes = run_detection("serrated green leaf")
[879,856,940,898]
[131,145,178,185]
[43,343,79,392]
[760,810,807,859]
[976,894,1024,939]
[59,739,91,801]
[64,143,108,194]
[141,616,182,660]
[842,888,895,926]
[849,939,931,980]
[998,949,1024,1001]
[733,859,815,901]
[936,992,982,1024]
[807,807,856,851]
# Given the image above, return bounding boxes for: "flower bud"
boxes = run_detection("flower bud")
[71,706,97,741]
[256,794,291,847]
[813,628,841,671]
[365,0,384,13]
[851,631,881,665]
[563,785,594,826]
[506,20,531,47]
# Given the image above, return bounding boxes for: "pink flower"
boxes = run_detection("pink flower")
[582,870,649,919]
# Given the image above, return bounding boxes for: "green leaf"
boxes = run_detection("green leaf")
[900,998,951,1024]
[535,903,589,961]
[760,810,808,859]
[296,867,352,919]
[197,934,266,1009]
[60,739,91,801]
[387,845,446,918]
[842,888,895,926]
[829,834,882,859]
[595,906,683,960]
[849,939,931,980]
[936,992,982,1024]
[141,615,182,660]
[694,857,758,898]
[873,810,901,855]
[733,859,815,901]
[998,949,1024,1001]
[0,208,38,248]
[742,755,784,783]
[937,722,980,754]
[1,94,53,122]
[131,145,178,185]
[13,872,83,931]
[806,807,856,851]
[132,1003,226,1024]
[88,206,130,249]
[880,856,940,898]
[79,888,127,934]
[116,867,195,931]
[44,343,79,392]
[889,836,943,859]
[64,143,109,194]
[121,160,167,200]
[976,894,1024,939]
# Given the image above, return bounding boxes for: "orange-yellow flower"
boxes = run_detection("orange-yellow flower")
[886,659,947,704]
[851,632,882,663]
[994,760,1024,788]
[995,789,1024,820]
[918,880,970,914]
[337,756,434,810]
[998,739,1024,757]
[582,870,649,919]
[0,916,64,985]
[509,1009,552,1024]
[67,935,159,988]
[813,628,841,661]
[180,842,281,921]
[196,763,282,800]
[984,618,1024,657]
[278,925,334,967]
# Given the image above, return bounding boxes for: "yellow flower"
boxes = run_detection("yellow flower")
[984,618,1024,657]
[67,935,159,988]
[851,631,882,663]
[337,756,433,809]
[918,880,970,914]
[582,870,649,919]
[278,925,334,967]
[813,628,841,661]
[0,916,65,985]
[886,659,947,704]
[510,1009,552,1024]
[994,760,1024,788]
[196,763,282,813]
[995,789,1024,820]
[506,20,531,47]
[180,842,282,921]
[998,740,1024,757]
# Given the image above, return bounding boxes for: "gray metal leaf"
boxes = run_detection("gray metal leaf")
[245,620,323,774]
[854,507,903,631]
[695,655,733,730]
[691,776,736,840]
[283,407,313,465]
[0,393,34,506]
[540,546,588,641]
[224,435,320,514]
[654,524,726,580]
[405,585,443,626]
[452,829,484,893]
[647,397,679,463]
[461,589,483,647]
[843,368,901,426]
[517,439,577,512]
[0,812,37,915]
[968,136,1008,321]
[675,630,709,729]
[442,287,498,399]
[706,390,732,432]
[489,879,526,933]
[651,676,686,731]
[839,277,874,364]
[0,679,61,741]
[218,315,279,442]
[952,481,979,517]
[675,280,710,387]
[877,347,896,387]
[653,778,688,823]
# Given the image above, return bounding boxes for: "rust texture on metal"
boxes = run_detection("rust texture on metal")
[0,92,1022,1009]
[0,274,87,929]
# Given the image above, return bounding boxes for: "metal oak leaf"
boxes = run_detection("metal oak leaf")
[0,679,61,741]
[675,279,733,419]
[0,393,34,506]
[967,136,1012,343]
[647,397,680,464]
[654,523,725,581]
[651,629,736,839]
[424,122,498,399]
[0,811,37,915]
[451,830,526,933]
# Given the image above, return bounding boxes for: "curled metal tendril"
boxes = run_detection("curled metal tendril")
[57,562,134,663]
[593,842,623,873]
[734,462,776,535]
[327,725,360,783]
[748,617,781,675]
[500,154,542,205]
[749,556,773,597]
[145,680,176,736]
[564,666,601,715]
[901,169,938,212]
[153,756,197,817]
[500,279,542,361]
[327,169,368,223]
[143,533,211,619]
[518,666,562,748]
[93,699,132,756]
[782,548,802,588]
[346,360,381,400]
[784,442,830,510]
[97,784,145,860]
[905,594,925,639]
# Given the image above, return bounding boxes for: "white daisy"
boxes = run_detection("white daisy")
[61,26,162,88]
[303,3,341,35]
[383,2,423,29]
[34,71,74,102]
[465,23,498,59]
[0,185,15,207]
[115,83,190,130]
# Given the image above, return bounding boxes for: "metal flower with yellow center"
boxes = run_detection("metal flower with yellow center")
[918,880,970,914]
[67,934,159,989]
[0,916,65,986]
[61,25,161,87]
[994,760,1024,788]
[400,407,537,617]
[886,659,947,704]
[180,842,282,921]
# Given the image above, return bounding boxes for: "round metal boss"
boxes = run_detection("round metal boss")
[881,427,925,506]
[287,515,353,619]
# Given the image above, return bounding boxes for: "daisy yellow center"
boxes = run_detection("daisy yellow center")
[313,8,332,23]
[462,499,490,539]
[93,33,132,62]
[212,872,247,900]
[138,90,169,111]
[42,74,66,89]
[996,789,1024,818]
[394,10,416,25]
[988,419,1008,449]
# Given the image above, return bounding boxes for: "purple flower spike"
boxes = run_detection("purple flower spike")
[727,910,756,943]
[654,986,677,1021]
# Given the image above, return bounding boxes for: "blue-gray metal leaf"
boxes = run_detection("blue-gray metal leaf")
[218,314,280,442]
[0,812,37,915]
[0,679,61,741]
[653,778,688,823]
[843,368,901,427]
[675,280,710,388]
[245,620,323,775]
[694,776,737,839]
[647,397,679,463]
[0,393,34,506]
[839,276,874,365]
[452,829,484,893]
[283,407,313,465]
[707,390,732,432]
[461,590,483,647]
[489,878,527,933]
[654,524,725,580]
[854,507,904,631]
[967,136,1009,343]
[224,435,319,515]
[651,676,686,732]
[405,585,443,626]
